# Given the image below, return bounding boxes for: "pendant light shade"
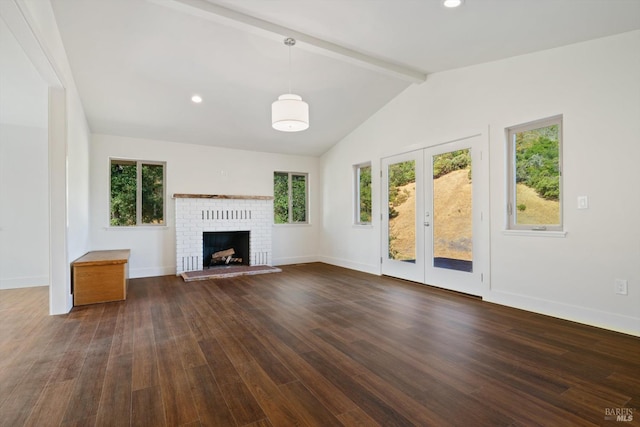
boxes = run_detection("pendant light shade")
[272,38,309,132]
[272,94,309,132]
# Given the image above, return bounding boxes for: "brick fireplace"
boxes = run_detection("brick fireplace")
[174,194,273,275]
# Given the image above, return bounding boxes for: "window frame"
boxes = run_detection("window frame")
[354,162,372,225]
[109,158,166,227]
[506,115,563,232]
[273,171,309,225]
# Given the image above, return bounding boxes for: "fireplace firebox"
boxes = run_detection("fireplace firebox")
[202,231,250,269]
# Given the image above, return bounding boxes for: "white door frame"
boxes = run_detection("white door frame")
[380,133,490,298]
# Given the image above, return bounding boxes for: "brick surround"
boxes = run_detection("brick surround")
[174,195,273,274]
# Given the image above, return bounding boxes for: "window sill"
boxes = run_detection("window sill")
[353,224,373,229]
[104,225,170,231]
[502,230,567,238]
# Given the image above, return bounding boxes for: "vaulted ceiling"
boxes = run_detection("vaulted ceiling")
[50,0,640,156]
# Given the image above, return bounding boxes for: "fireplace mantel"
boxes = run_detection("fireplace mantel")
[173,193,273,200]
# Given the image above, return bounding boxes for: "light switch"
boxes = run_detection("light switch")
[577,196,589,209]
[615,279,628,295]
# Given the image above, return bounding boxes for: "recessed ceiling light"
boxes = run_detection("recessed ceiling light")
[443,0,463,8]
[191,94,203,103]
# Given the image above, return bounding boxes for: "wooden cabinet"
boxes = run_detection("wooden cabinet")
[72,250,130,306]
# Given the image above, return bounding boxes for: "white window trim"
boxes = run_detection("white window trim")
[502,230,567,238]
[274,171,309,225]
[109,158,166,227]
[506,115,563,232]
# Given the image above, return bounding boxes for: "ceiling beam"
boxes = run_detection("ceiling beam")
[149,0,427,84]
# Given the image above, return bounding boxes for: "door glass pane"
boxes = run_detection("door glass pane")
[432,149,472,272]
[388,160,416,263]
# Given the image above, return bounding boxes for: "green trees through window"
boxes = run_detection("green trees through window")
[110,160,136,226]
[388,160,415,220]
[355,164,372,224]
[515,125,560,201]
[110,159,165,226]
[433,150,471,180]
[274,172,308,224]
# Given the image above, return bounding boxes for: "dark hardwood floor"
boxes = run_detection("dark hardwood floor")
[1,263,638,426]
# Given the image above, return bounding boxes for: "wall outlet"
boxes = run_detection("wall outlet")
[615,279,628,295]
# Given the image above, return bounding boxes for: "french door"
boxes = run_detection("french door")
[381,151,425,283]
[381,136,486,296]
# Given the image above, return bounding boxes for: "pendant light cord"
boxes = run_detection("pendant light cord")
[288,42,292,94]
[283,37,296,94]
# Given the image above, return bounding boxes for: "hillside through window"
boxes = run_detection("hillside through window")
[507,116,562,231]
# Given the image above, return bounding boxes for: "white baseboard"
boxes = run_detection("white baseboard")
[484,289,640,337]
[317,256,380,276]
[48,293,73,316]
[61,294,73,315]
[0,275,48,289]
[273,255,319,266]
[129,266,175,279]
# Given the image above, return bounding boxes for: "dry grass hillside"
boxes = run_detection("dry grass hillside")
[389,169,472,262]
[388,182,416,260]
[388,171,559,262]
[389,169,559,261]
[432,169,472,261]
[515,184,560,224]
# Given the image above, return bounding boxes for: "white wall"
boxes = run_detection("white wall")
[17,0,92,314]
[65,94,91,263]
[0,11,49,290]
[320,31,640,336]
[90,134,320,278]
[0,125,48,289]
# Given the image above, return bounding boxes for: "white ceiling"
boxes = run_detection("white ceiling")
[50,0,640,156]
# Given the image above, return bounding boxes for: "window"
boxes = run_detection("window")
[507,116,562,231]
[354,163,372,224]
[110,159,165,226]
[274,172,308,224]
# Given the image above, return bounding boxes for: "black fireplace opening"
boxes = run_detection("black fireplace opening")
[203,231,250,269]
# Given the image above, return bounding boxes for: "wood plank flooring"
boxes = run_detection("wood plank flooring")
[1,263,638,426]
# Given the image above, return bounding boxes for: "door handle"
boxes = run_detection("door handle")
[424,222,430,227]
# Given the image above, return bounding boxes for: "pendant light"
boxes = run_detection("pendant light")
[443,0,463,7]
[272,38,309,132]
